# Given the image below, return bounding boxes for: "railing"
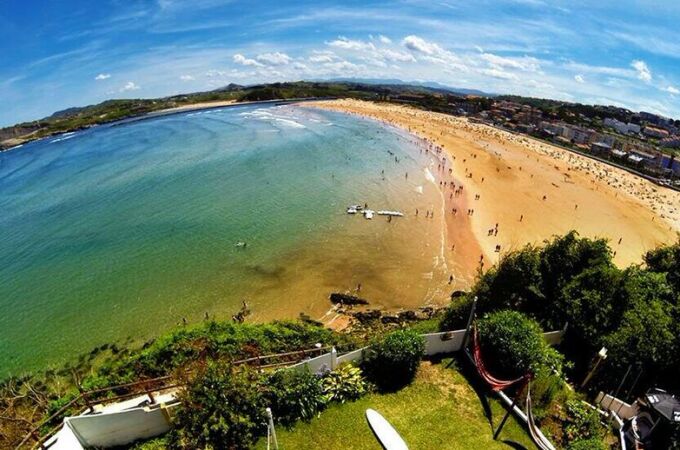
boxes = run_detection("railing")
[17,345,332,449]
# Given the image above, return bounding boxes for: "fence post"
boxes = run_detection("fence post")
[494,382,525,440]
[331,347,337,370]
[266,407,279,450]
[461,296,478,351]
[73,371,94,413]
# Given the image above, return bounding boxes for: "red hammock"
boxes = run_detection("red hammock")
[470,328,527,391]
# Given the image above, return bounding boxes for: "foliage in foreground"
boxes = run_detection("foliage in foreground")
[170,363,267,450]
[264,369,325,426]
[169,361,373,448]
[321,364,368,403]
[441,232,680,395]
[477,310,565,379]
[0,320,355,449]
[361,329,425,391]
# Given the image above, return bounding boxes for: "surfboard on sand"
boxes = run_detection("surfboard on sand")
[365,408,409,450]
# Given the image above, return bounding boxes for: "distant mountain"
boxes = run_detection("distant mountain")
[49,106,87,119]
[320,78,495,97]
[211,83,246,92]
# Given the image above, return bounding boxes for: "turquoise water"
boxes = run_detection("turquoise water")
[0,104,448,376]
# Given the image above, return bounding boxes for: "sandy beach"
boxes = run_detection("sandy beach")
[305,99,680,288]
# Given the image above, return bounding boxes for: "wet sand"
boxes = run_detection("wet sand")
[305,99,679,287]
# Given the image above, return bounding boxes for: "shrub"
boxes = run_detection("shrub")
[129,436,169,450]
[563,400,604,444]
[321,364,368,403]
[474,245,544,316]
[477,310,564,379]
[439,295,474,331]
[170,362,266,450]
[529,372,569,421]
[567,438,606,450]
[264,368,325,426]
[645,241,680,294]
[361,329,425,391]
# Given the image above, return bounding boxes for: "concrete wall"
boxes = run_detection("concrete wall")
[595,392,639,420]
[44,422,85,450]
[422,330,466,355]
[289,349,335,374]
[337,348,365,365]
[65,402,179,448]
[282,328,562,374]
[47,326,565,448]
[543,330,564,346]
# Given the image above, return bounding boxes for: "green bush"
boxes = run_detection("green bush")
[321,364,368,403]
[474,245,544,316]
[563,400,604,444]
[645,241,680,294]
[361,329,425,391]
[567,437,606,450]
[128,436,169,450]
[529,372,569,421]
[170,362,266,450]
[439,295,473,331]
[477,311,564,379]
[264,368,325,426]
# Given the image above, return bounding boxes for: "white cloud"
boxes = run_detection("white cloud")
[574,74,585,83]
[95,73,111,80]
[233,53,263,67]
[179,74,195,81]
[380,49,416,63]
[205,69,227,77]
[327,36,375,51]
[119,81,140,92]
[256,52,292,65]
[563,61,631,78]
[402,35,442,55]
[480,53,540,72]
[378,35,391,44]
[322,60,362,72]
[631,60,652,82]
[664,85,680,95]
[480,68,518,80]
[309,54,335,63]
[401,35,462,70]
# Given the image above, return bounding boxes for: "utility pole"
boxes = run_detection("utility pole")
[580,347,607,389]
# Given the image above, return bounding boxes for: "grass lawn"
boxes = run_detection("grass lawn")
[256,358,538,450]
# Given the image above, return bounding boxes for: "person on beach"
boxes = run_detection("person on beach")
[449,275,453,284]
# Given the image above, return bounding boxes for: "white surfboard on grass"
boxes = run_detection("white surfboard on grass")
[365,408,409,450]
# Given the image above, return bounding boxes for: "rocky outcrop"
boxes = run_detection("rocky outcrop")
[329,293,369,306]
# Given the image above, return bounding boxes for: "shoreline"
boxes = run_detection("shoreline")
[0,97,333,152]
[303,99,679,286]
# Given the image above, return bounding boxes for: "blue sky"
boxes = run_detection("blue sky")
[1,0,679,127]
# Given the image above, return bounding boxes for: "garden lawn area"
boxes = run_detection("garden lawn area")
[255,358,538,450]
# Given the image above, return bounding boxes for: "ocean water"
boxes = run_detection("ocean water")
[0,103,449,376]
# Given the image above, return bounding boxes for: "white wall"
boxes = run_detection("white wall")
[44,422,84,450]
[65,402,179,448]
[595,392,638,420]
[422,330,466,355]
[337,348,365,365]
[47,326,565,448]
[543,330,564,346]
[289,350,334,374]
